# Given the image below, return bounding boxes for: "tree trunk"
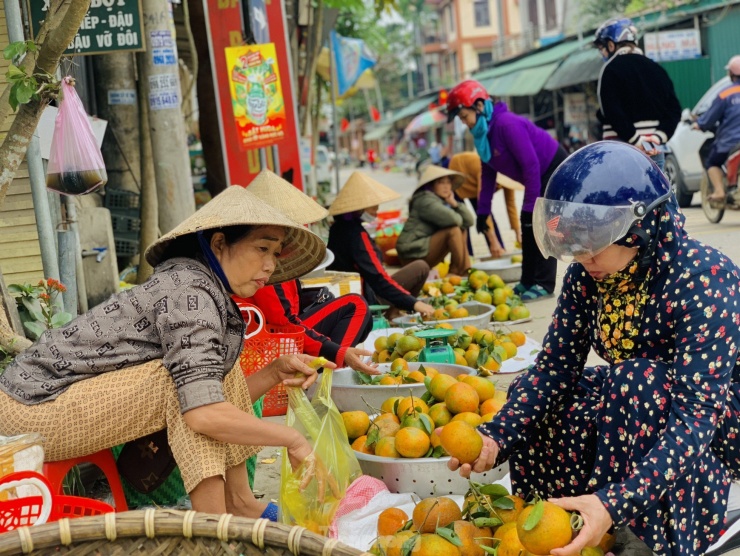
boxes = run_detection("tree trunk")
[136,52,158,283]
[0,0,92,211]
[0,0,91,356]
[139,0,195,234]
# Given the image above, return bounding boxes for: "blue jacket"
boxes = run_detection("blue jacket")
[698,80,740,153]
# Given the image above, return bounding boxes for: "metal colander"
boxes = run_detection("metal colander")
[355,453,509,498]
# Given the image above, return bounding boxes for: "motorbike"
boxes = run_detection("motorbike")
[700,136,740,224]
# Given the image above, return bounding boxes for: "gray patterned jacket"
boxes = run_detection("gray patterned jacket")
[0,257,245,413]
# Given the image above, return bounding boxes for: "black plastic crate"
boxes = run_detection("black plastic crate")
[105,188,140,210]
[114,237,139,258]
[111,213,141,233]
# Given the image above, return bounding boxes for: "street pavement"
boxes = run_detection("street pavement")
[254,167,740,554]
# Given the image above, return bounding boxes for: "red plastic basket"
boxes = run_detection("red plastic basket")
[0,471,113,533]
[235,302,305,417]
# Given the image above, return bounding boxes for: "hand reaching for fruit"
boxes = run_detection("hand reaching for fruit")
[548,495,614,556]
[446,432,499,477]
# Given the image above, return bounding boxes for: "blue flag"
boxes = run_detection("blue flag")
[330,30,376,97]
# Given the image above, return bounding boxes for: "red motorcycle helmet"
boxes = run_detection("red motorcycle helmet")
[446,80,489,122]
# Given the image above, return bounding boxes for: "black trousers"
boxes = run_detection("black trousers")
[519,146,569,293]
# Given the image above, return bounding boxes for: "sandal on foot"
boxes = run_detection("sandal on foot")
[260,501,279,522]
[513,283,528,296]
[520,285,554,303]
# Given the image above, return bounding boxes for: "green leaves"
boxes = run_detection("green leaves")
[435,525,463,547]
[478,484,509,499]
[400,533,419,556]
[471,516,503,529]
[522,500,544,532]
[2,40,36,64]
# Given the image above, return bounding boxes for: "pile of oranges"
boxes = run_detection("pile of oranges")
[342,365,508,461]
[370,327,530,373]
[370,488,615,556]
[421,271,531,323]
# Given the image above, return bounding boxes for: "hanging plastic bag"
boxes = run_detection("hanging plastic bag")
[45,77,107,195]
[280,365,362,535]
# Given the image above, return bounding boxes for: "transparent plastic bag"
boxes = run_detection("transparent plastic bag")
[45,77,107,195]
[0,434,44,500]
[279,369,362,535]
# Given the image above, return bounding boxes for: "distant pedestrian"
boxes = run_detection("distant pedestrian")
[692,55,740,202]
[448,151,520,259]
[593,17,681,170]
[446,79,568,301]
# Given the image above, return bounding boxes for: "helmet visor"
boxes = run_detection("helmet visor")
[533,198,640,262]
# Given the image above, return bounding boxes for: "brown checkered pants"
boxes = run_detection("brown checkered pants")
[0,361,260,492]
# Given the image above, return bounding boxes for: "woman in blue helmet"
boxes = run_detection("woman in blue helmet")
[450,142,740,555]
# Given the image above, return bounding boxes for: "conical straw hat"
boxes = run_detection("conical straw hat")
[416,165,464,192]
[328,172,401,215]
[145,186,326,284]
[246,170,329,225]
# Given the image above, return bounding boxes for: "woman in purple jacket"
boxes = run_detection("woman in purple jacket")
[447,80,568,301]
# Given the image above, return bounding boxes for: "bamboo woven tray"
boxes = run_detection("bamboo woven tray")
[0,508,370,556]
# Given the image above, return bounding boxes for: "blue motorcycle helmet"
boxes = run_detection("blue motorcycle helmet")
[593,17,638,48]
[533,141,673,263]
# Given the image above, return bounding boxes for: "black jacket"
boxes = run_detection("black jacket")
[597,51,681,145]
[327,217,417,312]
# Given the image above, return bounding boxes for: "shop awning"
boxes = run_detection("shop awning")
[484,62,560,96]
[404,107,447,135]
[363,123,394,141]
[544,47,603,90]
[474,38,589,97]
[389,95,437,124]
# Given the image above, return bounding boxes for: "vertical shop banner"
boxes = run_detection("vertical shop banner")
[204,0,304,191]
[225,44,286,150]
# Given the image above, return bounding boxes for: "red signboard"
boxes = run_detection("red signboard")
[204,0,304,191]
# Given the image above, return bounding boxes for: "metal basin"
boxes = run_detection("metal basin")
[471,259,522,284]
[312,363,473,413]
[355,452,509,498]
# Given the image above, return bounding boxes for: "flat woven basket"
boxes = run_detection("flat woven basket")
[0,509,371,556]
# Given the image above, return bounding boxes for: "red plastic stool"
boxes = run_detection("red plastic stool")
[43,449,128,512]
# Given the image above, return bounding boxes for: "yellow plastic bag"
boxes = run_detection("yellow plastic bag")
[279,368,362,535]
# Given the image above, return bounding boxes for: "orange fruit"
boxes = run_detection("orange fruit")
[516,501,572,555]
[509,331,526,347]
[463,376,495,402]
[451,520,493,556]
[430,428,445,450]
[412,497,462,533]
[441,282,456,295]
[378,350,392,363]
[381,396,404,415]
[350,435,374,454]
[387,531,416,556]
[341,410,370,440]
[501,341,518,359]
[493,495,525,525]
[391,358,409,373]
[428,373,457,402]
[480,412,495,422]
[368,418,400,447]
[395,427,431,458]
[378,507,409,536]
[396,396,430,419]
[492,522,526,556]
[480,396,505,416]
[444,382,480,414]
[370,535,393,556]
[449,275,463,286]
[375,436,401,458]
[428,403,453,427]
[415,533,460,556]
[433,308,450,321]
[406,370,427,383]
[422,366,439,378]
[462,325,478,337]
[440,421,483,464]
[380,375,403,385]
[449,307,469,319]
[451,412,483,427]
[374,412,400,425]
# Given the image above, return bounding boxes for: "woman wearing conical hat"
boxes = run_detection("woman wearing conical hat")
[327,172,435,319]
[0,186,332,518]
[396,165,475,276]
[245,171,377,375]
